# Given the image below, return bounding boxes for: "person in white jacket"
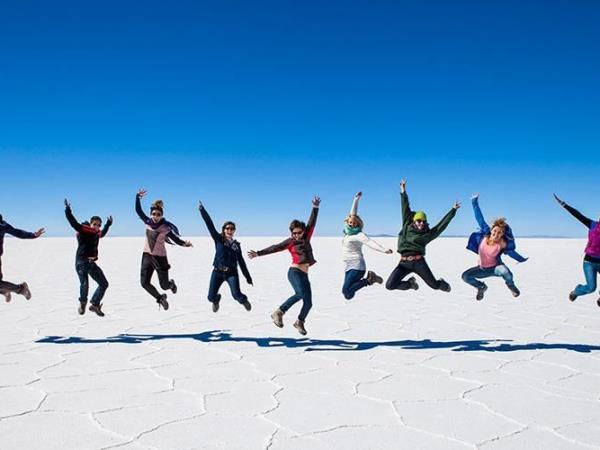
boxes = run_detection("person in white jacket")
[342,192,393,299]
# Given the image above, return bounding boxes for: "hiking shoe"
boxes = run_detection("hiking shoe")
[407,276,419,291]
[78,300,87,315]
[293,319,307,336]
[597,298,600,308]
[211,294,221,313]
[367,271,383,285]
[170,279,177,294]
[3,292,12,303]
[569,291,577,302]
[508,285,520,298]
[241,300,252,311]
[157,294,169,311]
[271,309,284,328]
[476,284,488,301]
[21,283,32,300]
[439,279,451,292]
[89,303,105,317]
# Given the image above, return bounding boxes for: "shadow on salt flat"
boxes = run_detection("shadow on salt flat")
[36,331,600,353]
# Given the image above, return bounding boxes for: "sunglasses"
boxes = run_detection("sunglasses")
[414,219,424,223]
[224,226,236,231]
[151,212,162,217]
[291,231,304,236]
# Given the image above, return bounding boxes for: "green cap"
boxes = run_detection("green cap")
[413,211,427,222]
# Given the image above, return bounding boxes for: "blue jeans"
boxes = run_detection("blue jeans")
[76,260,108,305]
[462,264,515,289]
[208,269,247,303]
[342,269,368,300]
[574,261,600,296]
[280,268,312,321]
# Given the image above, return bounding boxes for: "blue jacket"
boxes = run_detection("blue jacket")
[0,220,36,256]
[199,206,252,284]
[466,198,527,264]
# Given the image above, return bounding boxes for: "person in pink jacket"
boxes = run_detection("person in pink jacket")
[135,189,192,310]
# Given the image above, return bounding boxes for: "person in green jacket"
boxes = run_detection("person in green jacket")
[386,179,460,292]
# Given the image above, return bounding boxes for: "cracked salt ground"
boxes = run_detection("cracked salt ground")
[1,237,600,449]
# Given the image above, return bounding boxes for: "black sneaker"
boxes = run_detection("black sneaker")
[569,291,577,302]
[508,285,520,298]
[89,303,105,317]
[157,294,169,311]
[21,283,32,300]
[596,297,600,308]
[212,294,221,313]
[476,284,488,301]
[3,291,12,303]
[407,276,419,291]
[170,279,177,294]
[241,300,252,311]
[293,319,307,336]
[439,279,451,292]
[78,300,87,315]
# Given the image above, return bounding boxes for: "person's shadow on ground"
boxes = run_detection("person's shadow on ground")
[36,330,600,353]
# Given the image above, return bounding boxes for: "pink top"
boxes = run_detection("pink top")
[479,239,502,268]
[143,223,171,257]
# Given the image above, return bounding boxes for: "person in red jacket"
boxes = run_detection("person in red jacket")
[248,196,320,335]
[65,199,112,316]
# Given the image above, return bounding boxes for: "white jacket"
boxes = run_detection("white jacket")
[342,232,388,271]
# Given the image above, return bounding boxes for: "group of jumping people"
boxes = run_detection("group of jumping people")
[1,182,598,336]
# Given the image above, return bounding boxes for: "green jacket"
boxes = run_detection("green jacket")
[397,192,457,255]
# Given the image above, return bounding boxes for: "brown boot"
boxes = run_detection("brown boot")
[78,300,87,315]
[3,291,12,303]
[241,300,252,311]
[89,303,105,317]
[366,271,383,285]
[271,309,284,328]
[20,283,32,300]
[293,319,307,336]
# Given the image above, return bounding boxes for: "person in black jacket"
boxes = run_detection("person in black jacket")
[65,199,112,316]
[0,214,45,303]
[199,201,252,313]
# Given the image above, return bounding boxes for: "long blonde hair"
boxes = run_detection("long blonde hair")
[344,214,364,229]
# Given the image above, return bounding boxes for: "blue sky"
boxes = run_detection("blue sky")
[1,0,598,237]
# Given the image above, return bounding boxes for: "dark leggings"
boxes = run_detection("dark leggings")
[386,258,443,290]
[0,257,25,295]
[140,253,172,300]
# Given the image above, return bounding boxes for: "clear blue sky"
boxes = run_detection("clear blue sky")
[1,0,598,237]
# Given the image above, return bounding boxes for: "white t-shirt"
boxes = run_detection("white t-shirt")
[342,232,388,271]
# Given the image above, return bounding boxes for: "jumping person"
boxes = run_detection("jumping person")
[135,189,192,310]
[0,215,44,302]
[386,179,459,293]
[199,201,253,313]
[342,191,393,300]
[65,199,113,316]
[554,194,600,305]
[461,194,527,300]
[248,196,321,335]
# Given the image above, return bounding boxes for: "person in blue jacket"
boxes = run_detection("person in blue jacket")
[199,201,253,313]
[462,194,527,300]
[0,214,45,303]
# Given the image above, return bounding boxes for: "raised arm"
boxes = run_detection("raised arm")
[471,195,490,234]
[429,207,458,240]
[358,233,390,253]
[349,192,361,216]
[554,194,592,228]
[135,190,150,223]
[400,180,412,225]
[101,216,113,237]
[305,196,320,240]
[198,202,221,242]
[64,200,83,232]
[167,231,192,247]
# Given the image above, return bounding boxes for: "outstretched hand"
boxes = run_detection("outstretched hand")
[453,201,461,210]
[553,193,565,206]
[312,196,321,207]
[106,216,113,226]
[34,228,46,238]
[198,200,203,210]
[248,250,258,259]
[64,198,71,208]
[471,193,479,200]
[400,179,407,193]
[184,240,193,247]
[385,249,393,254]
[355,191,362,199]
[137,189,147,198]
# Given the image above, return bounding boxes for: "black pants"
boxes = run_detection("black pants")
[386,258,444,290]
[76,259,109,305]
[0,257,25,295]
[140,253,172,300]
